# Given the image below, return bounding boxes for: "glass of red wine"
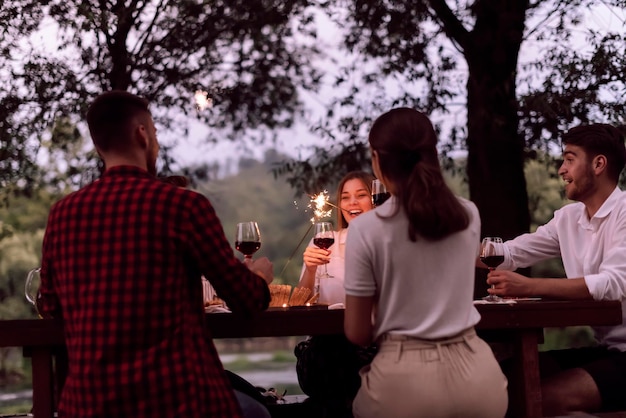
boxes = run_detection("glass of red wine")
[480,237,504,302]
[371,179,390,207]
[235,221,261,259]
[313,221,335,279]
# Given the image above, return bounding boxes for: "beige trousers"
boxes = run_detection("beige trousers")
[352,328,508,418]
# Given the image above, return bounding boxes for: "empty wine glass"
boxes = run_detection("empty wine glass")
[313,221,335,280]
[480,237,504,302]
[235,221,261,259]
[371,179,390,207]
[25,267,41,316]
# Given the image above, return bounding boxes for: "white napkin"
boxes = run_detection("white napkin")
[205,305,231,313]
[473,299,517,305]
[328,303,345,310]
[202,277,215,303]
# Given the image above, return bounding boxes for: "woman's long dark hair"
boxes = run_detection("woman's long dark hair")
[369,108,469,241]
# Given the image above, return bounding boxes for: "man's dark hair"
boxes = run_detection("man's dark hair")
[86,90,151,151]
[562,123,626,183]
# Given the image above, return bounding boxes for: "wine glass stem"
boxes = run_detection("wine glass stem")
[488,267,496,290]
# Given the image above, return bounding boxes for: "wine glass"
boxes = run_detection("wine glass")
[313,221,335,280]
[235,221,261,259]
[480,237,504,302]
[25,267,41,316]
[371,179,390,207]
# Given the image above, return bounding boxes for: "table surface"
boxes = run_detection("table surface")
[0,299,621,345]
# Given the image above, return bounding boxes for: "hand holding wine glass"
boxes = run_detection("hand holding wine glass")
[313,221,335,279]
[235,221,261,259]
[480,237,504,302]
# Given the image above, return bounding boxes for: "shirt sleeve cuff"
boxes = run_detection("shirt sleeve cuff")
[498,243,516,271]
[344,287,376,297]
[584,273,609,300]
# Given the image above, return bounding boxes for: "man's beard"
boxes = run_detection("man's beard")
[567,167,595,201]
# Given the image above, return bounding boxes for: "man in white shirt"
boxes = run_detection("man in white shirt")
[486,123,626,416]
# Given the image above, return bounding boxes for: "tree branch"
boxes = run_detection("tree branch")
[426,0,470,52]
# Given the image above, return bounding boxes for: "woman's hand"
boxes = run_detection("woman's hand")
[303,246,331,270]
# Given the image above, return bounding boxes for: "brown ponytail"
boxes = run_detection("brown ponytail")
[369,108,469,241]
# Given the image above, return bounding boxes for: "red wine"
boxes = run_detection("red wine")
[372,192,390,206]
[235,241,261,256]
[313,237,335,250]
[481,255,504,268]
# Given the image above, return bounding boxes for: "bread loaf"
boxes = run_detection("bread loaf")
[269,284,292,307]
[289,287,312,306]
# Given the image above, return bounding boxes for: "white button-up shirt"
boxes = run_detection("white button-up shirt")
[501,187,626,351]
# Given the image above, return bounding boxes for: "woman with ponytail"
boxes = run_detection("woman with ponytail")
[343,108,508,418]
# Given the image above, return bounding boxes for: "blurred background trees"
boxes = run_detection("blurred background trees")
[1,0,322,202]
[2,1,624,242]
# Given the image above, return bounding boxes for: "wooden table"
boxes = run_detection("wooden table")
[0,299,621,418]
[473,299,622,417]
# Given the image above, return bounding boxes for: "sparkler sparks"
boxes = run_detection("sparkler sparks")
[308,191,337,223]
[194,90,213,111]
[310,191,332,222]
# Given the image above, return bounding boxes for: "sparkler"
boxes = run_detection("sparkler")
[279,191,337,277]
[308,190,338,223]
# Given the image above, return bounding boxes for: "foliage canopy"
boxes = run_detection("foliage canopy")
[0,0,321,201]
[1,0,625,240]
[277,0,626,240]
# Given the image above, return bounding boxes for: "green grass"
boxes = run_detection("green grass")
[540,326,595,351]
[0,357,33,414]
[275,383,303,396]
[0,400,32,414]
[222,351,296,372]
[270,350,296,363]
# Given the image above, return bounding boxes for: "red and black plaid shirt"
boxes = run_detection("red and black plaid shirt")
[39,166,270,418]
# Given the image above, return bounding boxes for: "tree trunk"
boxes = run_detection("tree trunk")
[464,0,530,241]
[463,0,531,298]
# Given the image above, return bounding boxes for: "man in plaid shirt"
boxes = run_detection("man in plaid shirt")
[38,91,273,417]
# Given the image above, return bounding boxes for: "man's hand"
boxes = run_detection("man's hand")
[488,270,592,300]
[486,270,535,297]
[244,257,274,284]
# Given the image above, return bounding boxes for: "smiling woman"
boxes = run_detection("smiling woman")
[292,170,376,418]
[298,170,375,304]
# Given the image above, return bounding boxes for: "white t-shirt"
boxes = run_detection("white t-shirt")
[344,196,482,341]
[299,229,348,305]
[501,187,626,351]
